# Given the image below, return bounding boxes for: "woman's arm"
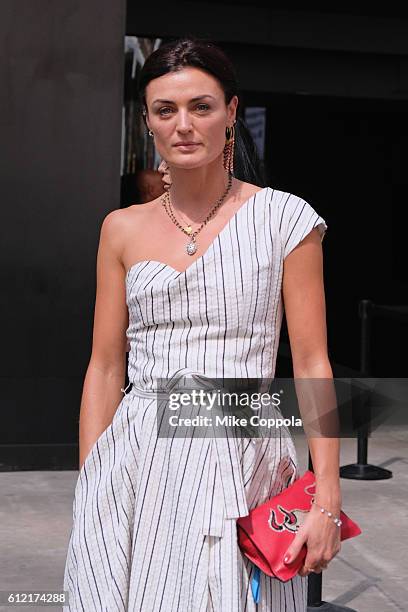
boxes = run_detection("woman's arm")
[78,210,129,470]
[282,227,341,574]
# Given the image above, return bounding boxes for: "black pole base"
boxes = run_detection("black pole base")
[307,601,357,611]
[340,462,392,480]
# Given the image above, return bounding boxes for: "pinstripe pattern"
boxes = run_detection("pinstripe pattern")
[63,187,327,611]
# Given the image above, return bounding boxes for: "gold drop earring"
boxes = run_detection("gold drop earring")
[223,120,236,175]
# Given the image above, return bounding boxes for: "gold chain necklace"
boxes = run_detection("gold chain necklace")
[171,205,197,235]
[161,173,233,256]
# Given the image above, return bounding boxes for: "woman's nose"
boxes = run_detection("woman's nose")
[176,110,193,132]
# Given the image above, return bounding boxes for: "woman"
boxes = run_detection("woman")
[63,37,341,611]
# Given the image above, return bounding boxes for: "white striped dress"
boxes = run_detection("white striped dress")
[63,187,327,611]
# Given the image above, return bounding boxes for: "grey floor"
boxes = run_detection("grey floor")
[0,427,407,611]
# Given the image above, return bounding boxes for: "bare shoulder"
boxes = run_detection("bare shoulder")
[118,197,163,238]
[100,198,163,268]
[101,199,158,234]
[101,198,159,253]
[124,197,161,217]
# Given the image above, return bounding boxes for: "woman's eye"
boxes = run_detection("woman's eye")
[158,103,210,116]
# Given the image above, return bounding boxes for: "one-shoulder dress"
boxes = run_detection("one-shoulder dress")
[63,187,327,611]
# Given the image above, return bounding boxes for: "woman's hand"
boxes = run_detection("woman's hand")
[283,501,342,576]
[158,160,172,191]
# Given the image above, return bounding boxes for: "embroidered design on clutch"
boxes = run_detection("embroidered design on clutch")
[268,505,309,533]
[267,481,316,533]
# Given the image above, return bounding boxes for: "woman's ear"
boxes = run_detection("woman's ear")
[142,108,150,131]
[228,95,239,124]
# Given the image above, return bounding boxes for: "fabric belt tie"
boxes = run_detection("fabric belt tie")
[122,368,250,538]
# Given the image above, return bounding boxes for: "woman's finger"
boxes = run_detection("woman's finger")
[158,160,172,191]
[299,565,314,577]
[158,160,168,174]
[162,176,171,191]
[299,558,329,576]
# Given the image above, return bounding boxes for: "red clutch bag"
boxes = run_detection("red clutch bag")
[237,470,362,589]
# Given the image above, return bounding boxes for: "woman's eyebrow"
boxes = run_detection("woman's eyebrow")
[152,95,216,105]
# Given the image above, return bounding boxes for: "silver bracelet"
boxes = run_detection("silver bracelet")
[311,497,342,527]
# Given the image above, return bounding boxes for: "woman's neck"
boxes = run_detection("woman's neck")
[166,163,235,220]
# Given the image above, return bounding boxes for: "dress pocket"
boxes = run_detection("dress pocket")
[75,395,128,486]
[77,423,110,480]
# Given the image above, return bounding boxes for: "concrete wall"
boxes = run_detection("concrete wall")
[0,1,126,467]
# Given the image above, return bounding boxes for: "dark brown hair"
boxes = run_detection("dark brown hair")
[137,36,266,187]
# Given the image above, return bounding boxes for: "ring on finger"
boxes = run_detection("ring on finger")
[315,564,327,572]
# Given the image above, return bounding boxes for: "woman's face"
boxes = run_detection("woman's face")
[144,66,238,169]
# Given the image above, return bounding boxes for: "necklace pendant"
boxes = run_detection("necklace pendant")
[186,240,197,256]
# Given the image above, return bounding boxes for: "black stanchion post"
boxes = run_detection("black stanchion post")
[307,452,357,612]
[307,451,323,609]
[340,299,392,480]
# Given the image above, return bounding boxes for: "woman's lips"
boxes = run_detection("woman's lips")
[174,143,200,149]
